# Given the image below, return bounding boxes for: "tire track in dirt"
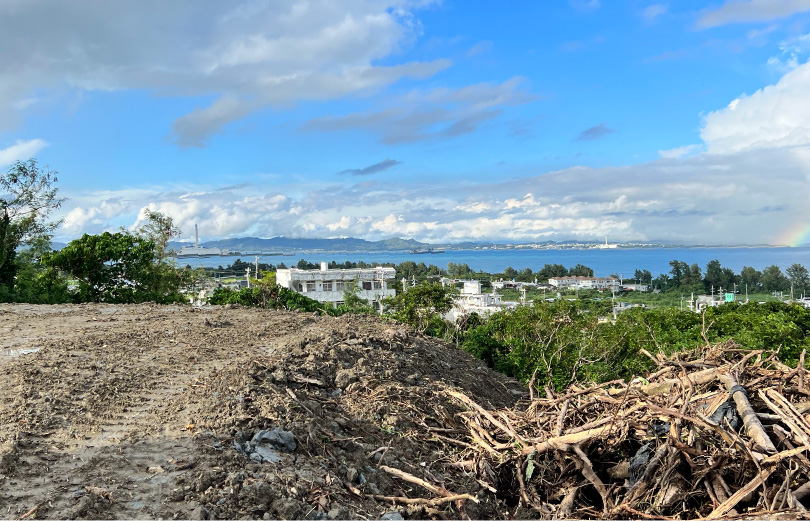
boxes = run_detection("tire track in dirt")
[0,305,262,518]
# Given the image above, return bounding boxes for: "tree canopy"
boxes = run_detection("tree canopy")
[0,159,64,293]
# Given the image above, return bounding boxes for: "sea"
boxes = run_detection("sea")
[176,246,810,278]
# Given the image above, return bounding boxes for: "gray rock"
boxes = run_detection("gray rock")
[273,498,303,520]
[253,428,297,452]
[234,428,297,463]
[328,506,351,520]
[334,369,357,389]
[189,506,212,520]
[380,512,404,520]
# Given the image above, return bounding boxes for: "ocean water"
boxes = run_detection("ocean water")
[176,246,810,278]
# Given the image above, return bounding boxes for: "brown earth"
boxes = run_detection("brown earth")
[0,304,525,520]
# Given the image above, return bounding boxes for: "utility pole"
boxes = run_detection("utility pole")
[246,267,251,288]
[255,256,260,280]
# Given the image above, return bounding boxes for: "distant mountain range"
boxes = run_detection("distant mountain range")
[169,236,439,252]
[55,236,804,253]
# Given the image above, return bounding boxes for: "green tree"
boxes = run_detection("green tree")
[537,263,568,281]
[704,259,739,294]
[447,262,474,278]
[502,266,518,280]
[569,264,594,277]
[1,237,69,304]
[0,159,64,294]
[634,269,652,284]
[740,266,762,293]
[44,231,186,303]
[383,282,456,335]
[761,265,790,293]
[136,210,189,301]
[138,209,179,261]
[787,264,810,295]
[338,279,375,314]
[669,260,688,288]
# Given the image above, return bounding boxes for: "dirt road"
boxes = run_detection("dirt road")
[0,304,524,519]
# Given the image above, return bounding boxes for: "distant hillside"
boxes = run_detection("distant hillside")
[170,237,437,252]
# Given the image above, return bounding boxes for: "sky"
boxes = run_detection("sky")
[3,0,810,246]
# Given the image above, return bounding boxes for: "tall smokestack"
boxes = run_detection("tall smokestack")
[195,224,199,248]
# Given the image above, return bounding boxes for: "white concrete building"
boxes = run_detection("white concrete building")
[275,263,396,311]
[445,280,518,321]
[621,283,650,292]
[548,276,620,290]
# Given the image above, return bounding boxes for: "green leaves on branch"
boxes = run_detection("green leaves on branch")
[43,211,200,304]
[44,232,174,303]
[383,282,456,336]
[0,159,65,299]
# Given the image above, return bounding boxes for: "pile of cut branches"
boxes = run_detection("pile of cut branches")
[445,343,810,519]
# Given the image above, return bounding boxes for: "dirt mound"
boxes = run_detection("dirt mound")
[0,304,524,519]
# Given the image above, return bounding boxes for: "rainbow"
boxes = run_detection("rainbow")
[777,220,810,247]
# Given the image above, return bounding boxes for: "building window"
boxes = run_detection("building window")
[322,281,332,291]
[306,281,316,292]
[335,281,345,291]
[335,301,344,308]
[373,281,382,290]
[362,281,372,290]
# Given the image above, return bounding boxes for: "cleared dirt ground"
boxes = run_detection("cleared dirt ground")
[0,304,525,520]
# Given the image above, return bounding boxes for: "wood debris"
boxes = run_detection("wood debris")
[442,344,810,519]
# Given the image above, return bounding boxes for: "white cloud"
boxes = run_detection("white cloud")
[0,138,48,167]
[766,33,810,73]
[49,142,810,246]
[643,4,668,22]
[658,144,703,158]
[306,77,537,143]
[697,0,810,28]
[0,1,445,144]
[701,61,810,154]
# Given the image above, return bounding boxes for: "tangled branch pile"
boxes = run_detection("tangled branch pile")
[445,343,810,519]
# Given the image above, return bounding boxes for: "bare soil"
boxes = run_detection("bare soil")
[0,304,525,520]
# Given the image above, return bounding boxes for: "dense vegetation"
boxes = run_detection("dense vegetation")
[457,299,810,393]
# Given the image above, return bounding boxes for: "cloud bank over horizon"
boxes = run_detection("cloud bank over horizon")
[4,1,810,246]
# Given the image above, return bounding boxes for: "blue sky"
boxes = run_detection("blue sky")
[3,0,810,245]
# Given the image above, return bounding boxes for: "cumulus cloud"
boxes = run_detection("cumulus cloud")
[306,77,537,143]
[697,0,810,28]
[0,0,446,144]
[339,159,402,176]
[51,143,810,245]
[0,139,48,167]
[701,61,810,154]
[575,123,615,141]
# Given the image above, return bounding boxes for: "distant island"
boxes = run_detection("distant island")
[161,236,791,255]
